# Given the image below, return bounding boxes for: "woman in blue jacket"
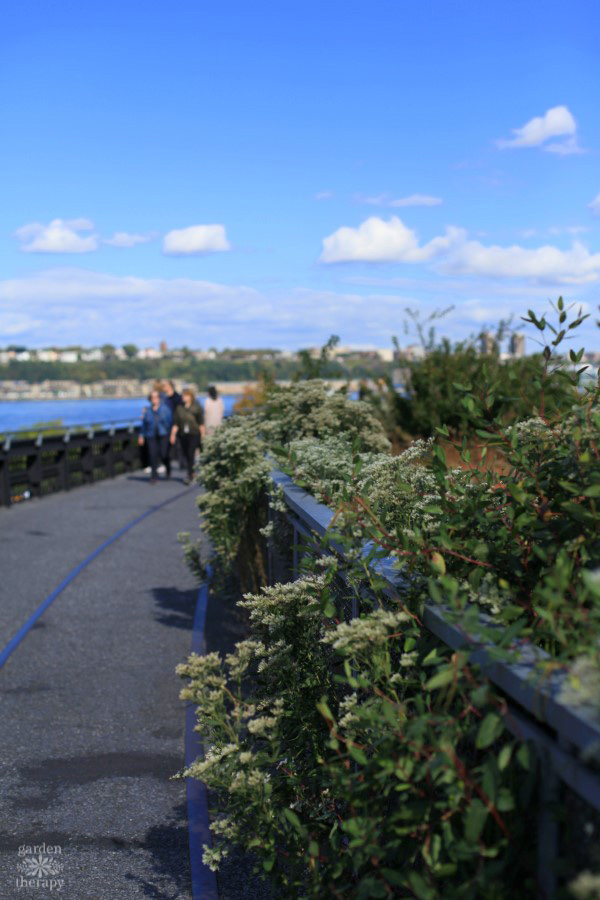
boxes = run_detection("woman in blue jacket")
[138,389,173,483]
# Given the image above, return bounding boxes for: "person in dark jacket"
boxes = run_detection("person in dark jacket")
[139,389,173,483]
[163,379,183,414]
[170,388,205,484]
[163,379,186,469]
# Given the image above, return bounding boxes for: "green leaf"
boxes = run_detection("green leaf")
[407,871,437,900]
[582,569,600,597]
[425,667,454,691]
[498,744,513,771]
[465,798,489,843]
[283,808,305,834]
[349,745,369,766]
[430,551,446,575]
[476,712,504,749]
[583,485,600,498]
[516,742,534,771]
[316,698,334,723]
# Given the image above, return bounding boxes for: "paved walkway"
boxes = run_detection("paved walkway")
[0,473,208,899]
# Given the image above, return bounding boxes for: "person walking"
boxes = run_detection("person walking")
[163,379,186,469]
[170,388,205,484]
[138,389,173,483]
[204,385,225,437]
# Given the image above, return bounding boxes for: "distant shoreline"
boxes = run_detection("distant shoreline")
[0,378,364,402]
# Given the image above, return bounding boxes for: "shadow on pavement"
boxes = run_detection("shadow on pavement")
[152,586,197,630]
[123,801,192,900]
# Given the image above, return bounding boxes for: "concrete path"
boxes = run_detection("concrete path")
[0,473,207,899]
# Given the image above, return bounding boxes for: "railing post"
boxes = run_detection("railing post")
[59,432,70,491]
[28,437,43,498]
[82,430,94,483]
[292,523,298,578]
[106,430,115,478]
[537,748,560,899]
[0,448,11,507]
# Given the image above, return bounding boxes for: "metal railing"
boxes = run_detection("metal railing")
[0,423,141,507]
[270,468,600,899]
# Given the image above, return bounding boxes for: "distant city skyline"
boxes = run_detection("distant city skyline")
[1,1,599,351]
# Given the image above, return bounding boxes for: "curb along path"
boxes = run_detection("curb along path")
[0,473,212,899]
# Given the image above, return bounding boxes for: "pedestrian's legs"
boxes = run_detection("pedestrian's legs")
[158,436,171,477]
[176,433,186,470]
[181,433,199,481]
[146,437,159,480]
[139,440,149,470]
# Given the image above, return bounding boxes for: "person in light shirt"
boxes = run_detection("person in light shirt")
[204,385,225,437]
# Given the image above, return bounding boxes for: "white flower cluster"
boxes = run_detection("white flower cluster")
[240,576,324,631]
[568,870,600,900]
[202,845,228,872]
[323,609,410,653]
[504,417,551,443]
[287,435,441,537]
[260,380,391,453]
[338,692,360,729]
[558,644,600,718]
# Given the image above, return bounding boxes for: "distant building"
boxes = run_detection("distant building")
[37,349,59,362]
[396,344,425,362]
[509,334,525,357]
[138,347,161,360]
[159,340,168,354]
[80,348,104,362]
[479,332,496,355]
[58,350,79,363]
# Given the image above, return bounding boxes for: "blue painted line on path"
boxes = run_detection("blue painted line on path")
[186,566,219,900]
[0,487,192,669]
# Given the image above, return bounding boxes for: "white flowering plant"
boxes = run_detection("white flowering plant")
[180,300,600,896]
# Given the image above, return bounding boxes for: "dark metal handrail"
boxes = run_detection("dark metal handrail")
[0,424,141,507]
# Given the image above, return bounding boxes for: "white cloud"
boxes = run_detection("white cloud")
[496,105,582,154]
[15,218,98,253]
[0,267,409,347]
[0,266,596,349]
[104,232,154,248]
[163,224,230,256]
[315,190,333,201]
[360,193,442,208]
[319,216,463,263]
[441,239,600,284]
[548,225,589,236]
[320,214,600,285]
[589,193,600,216]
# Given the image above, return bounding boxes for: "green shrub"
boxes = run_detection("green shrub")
[181,299,600,896]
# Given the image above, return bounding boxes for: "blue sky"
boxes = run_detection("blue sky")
[1,0,599,350]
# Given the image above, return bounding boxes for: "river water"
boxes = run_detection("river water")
[0,396,240,433]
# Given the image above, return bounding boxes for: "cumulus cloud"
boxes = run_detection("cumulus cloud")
[319,216,463,263]
[589,193,600,216]
[360,193,442,208]
[104,232,154,248]
[320,215,600,284]
[163,224,230,256]
[441,239,600,284]
[15,218,98,253]
[496,105,582,154]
